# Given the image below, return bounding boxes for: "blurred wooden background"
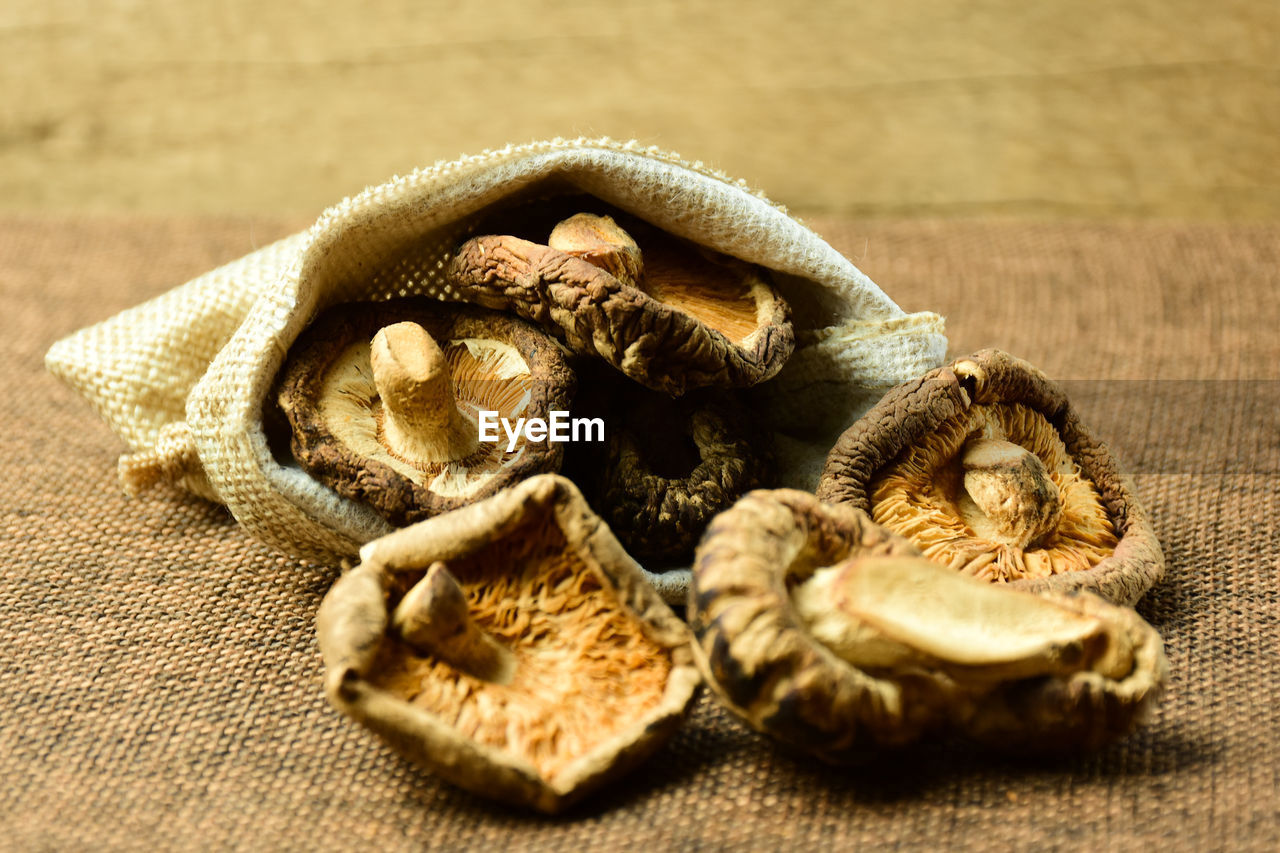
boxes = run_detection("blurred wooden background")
[3,0,1276,217]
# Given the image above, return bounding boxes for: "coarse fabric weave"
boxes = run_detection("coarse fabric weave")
[4,215,1278,850]
[42,140,947,587]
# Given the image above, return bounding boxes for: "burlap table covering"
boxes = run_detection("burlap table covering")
[3,215,1276,850]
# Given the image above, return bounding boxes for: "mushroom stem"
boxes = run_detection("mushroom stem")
[548,213,644,287]
[792,555,1132,681]
[959,438,1062,548]
[392,562,516,684]
[370,322,481,464]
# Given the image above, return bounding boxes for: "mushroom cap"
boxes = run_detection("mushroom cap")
[587,387,774,563]
[316,474,701,813]
[688,488,1167,761]
[276,299,575,526]
[446,220,794,397]
[689,490,926,760]
[817,349,1164,606]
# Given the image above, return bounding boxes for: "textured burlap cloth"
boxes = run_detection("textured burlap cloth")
[3,216,1277,849]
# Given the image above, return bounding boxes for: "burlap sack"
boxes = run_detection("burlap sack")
[45,138,946,595]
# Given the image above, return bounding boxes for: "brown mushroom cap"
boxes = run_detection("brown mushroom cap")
[588,387,774,563]
[688,489,1167,761]
[316,474,701,813]
[689,489,928,760]
[549,212,645,287]
[276,299,575,526]
[817,349,1164,606]
[446,214,794,397]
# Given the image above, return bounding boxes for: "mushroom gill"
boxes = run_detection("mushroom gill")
[276,299,575,526]
[368,521,673,780]
[316,475,700,813]
[818,349,1163,605]
[629,229,769,347]
[316,329,533,496]
[870,402,1118,583]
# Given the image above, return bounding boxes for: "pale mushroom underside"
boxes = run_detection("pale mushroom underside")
[369,524,673,779]
[317,474,700,812]
[276,299,576,527]
[317,338,535,499]
[871,402,1119,582]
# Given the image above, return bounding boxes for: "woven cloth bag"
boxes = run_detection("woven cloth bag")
[46,138,946,595]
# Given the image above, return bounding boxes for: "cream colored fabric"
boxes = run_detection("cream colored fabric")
[46,138,947,594]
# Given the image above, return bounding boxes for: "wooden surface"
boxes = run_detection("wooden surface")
[4,0,1277,218]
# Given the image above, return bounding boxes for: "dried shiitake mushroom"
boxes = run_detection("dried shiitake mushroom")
[817,349,1163,606]
[317,474,701,813]
[447,212,794,396]
[586,386,773,564]
[688,489,1167,761]
[276,299,574,526]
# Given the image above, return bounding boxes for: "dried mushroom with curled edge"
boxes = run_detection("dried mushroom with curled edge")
[447,212,794,396]
[688,489,1167,760]
[817,349,1163,606]
[276,299,574,526]
[579,385,774,565]
[316,474,700,814]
